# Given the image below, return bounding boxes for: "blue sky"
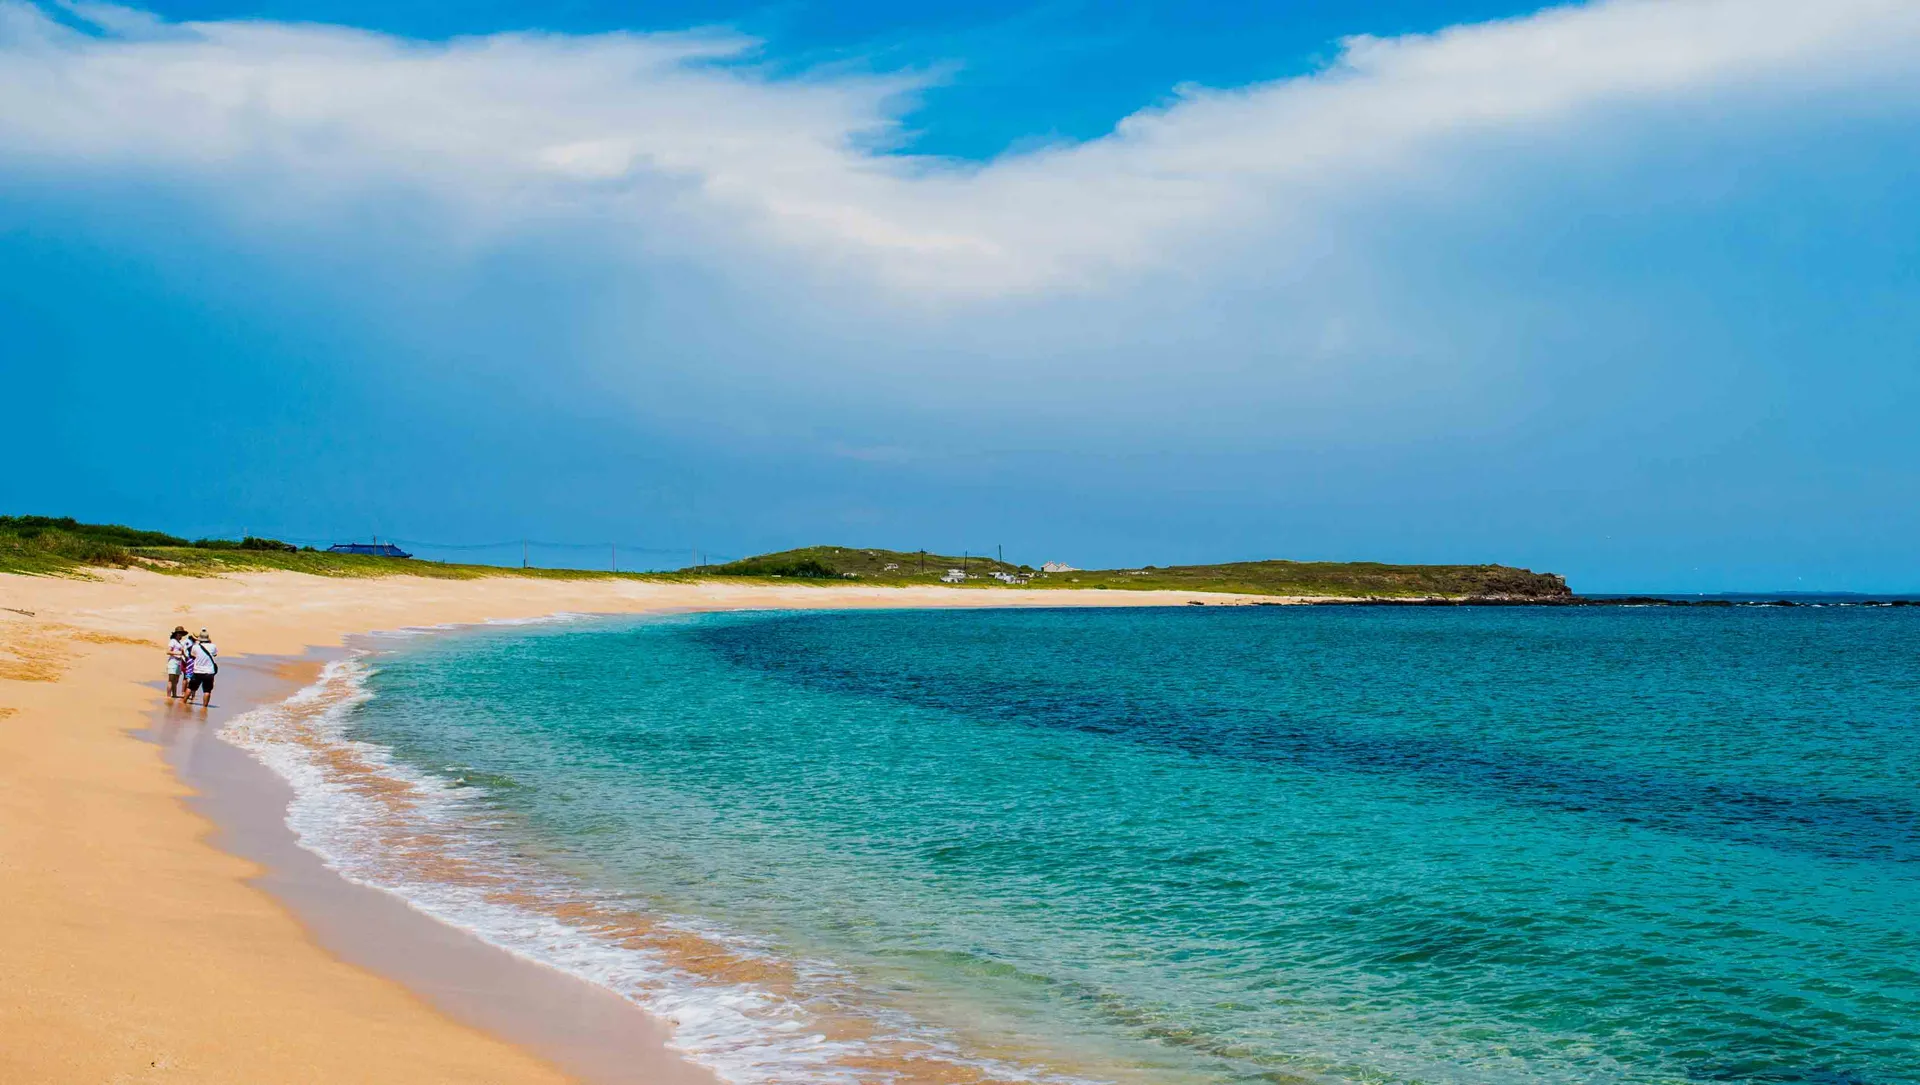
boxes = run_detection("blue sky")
[6,0,1920,590]
[98,0,1546,158]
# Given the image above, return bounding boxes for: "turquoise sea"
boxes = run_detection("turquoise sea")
[228,606,1920,1084]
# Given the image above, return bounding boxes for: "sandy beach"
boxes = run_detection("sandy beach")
[0,568,1260,1083]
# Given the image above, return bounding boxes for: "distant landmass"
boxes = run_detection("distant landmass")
[704,546,1573,600]
[3,517,1570,599]
[13,517,1913,605]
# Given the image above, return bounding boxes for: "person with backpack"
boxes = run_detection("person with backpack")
[184,630,218,707]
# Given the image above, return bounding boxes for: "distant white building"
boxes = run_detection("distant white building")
[991,571,1030,585]
[941,568,967,583]
[1041,561,1077,573]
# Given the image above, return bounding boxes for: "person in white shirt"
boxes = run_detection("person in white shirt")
[184,632,218,707]
[166,627,187,699]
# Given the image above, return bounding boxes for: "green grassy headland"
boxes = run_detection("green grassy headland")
[1,518,1570,599]
[0,517,632,581]
[704,546,1571,599]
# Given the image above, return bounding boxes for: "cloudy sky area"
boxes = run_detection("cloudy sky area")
[7,0,1919,589]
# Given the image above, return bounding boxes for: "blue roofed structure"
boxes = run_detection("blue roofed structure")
[327,542,412,558]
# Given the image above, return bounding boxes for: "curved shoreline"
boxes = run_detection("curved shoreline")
[154,642,720,1085]
[0,569,1257,1082]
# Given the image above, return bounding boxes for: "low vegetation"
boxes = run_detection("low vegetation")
[1048,559,1571,599]
[1,519,1571,599]
[706,555,844,579]
[705,547,1026,581]
[0,516,180,575]
[0,516,634,581]
[702,546,1571,599]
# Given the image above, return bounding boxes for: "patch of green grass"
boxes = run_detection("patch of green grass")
[0,517,158,575]
[121,546,694,581]
[0,516,685,581]
[1022,560,1568,598]
[705,546,1027,582]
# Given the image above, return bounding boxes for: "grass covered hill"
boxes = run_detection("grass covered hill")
[705,546,1027,581]
[1055,559,1571,599]
[704,546,1571,599]
[0,516,621,580]
[2,518,1571,599]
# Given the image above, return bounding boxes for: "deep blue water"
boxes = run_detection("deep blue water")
[346,606,1920,1084]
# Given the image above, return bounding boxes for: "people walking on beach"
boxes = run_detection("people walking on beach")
[166,627,187,699]
[183,629,218,707]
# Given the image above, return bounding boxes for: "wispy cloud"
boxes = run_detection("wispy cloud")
[4,0,1919,295]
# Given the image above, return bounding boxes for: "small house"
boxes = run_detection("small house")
[327,542,413,558]
[1041,561,1077,573]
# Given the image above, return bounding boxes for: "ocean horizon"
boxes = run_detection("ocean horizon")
[225,604,1920,1084]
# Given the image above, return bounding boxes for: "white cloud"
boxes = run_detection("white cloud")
[3,0,1919,295]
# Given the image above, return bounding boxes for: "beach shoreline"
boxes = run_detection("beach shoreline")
[0,568,1266,1083]
[150,641,719,1085]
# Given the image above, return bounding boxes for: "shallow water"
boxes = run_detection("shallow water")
[230,606,1920,1084]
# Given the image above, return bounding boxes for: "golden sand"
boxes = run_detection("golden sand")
[0,568,1261,1082]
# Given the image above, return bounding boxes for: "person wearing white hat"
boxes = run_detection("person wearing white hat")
[184,630,218,707]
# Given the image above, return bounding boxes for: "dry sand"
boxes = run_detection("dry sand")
[0,568,1261,1083]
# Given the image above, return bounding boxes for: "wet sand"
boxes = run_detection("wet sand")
[0,568,1263,1083]
[153,648,716,1085]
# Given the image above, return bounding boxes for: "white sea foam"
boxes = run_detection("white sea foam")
[356,611,597,641]
[220,653,1093,1085]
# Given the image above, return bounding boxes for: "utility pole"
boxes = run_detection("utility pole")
[522,540,528,569]
[998,544,1003,566]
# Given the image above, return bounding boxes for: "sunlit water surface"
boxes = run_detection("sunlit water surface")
[327,606,1920,1084]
